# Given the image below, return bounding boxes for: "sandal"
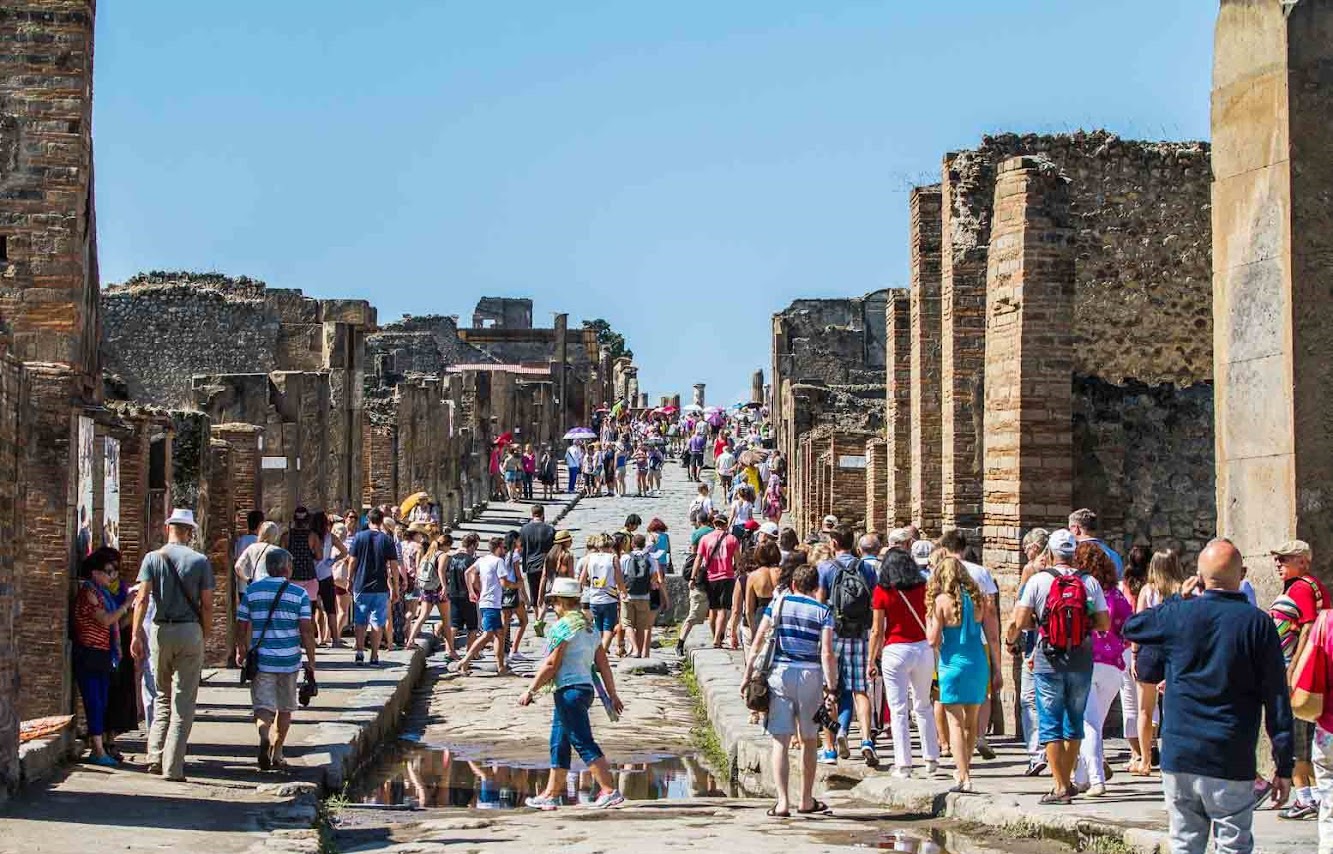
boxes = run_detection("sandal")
[796,799,830,815]
[766,806,790,818]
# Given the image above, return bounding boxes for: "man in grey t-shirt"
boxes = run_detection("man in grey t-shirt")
[131,509,214,781]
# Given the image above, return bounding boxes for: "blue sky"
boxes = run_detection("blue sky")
[93,1,1215,405]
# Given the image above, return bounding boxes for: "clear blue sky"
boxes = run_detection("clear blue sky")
[93,1,1215,405]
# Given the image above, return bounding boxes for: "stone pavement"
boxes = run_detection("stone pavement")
[0,491,584,854]
[686,637,1319,854]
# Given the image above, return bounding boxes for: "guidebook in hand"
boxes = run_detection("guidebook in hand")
[591,669,620,723]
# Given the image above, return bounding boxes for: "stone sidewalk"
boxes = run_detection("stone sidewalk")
[0,490,583,854]
[686,637,1319,854]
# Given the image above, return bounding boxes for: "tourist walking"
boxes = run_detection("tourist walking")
[686,429,706,482]
[310,511,347,646]
[501,532,531,665]
[869,547,940,779]
[695,515,740,649]
[539,530,575,621]
[1068,508,1124,577]
[522,443,536,501]
[740,563,837,817]
[1133,548,1188,775]
[1004,527,1050,775]
[565,442,583,495]
[519,504,556,610]
[347,507,400,666]
[74,548,133,766]
[1011,529,1110,804]
[407,532,451,648]
[235,547,318,771]
[938,529,1002,760]
[676,512,715,656]
[621,533,666,658]
[446,533,481,655]
[519,577,626,810]
[579,534,625,652]
[816,528,878,768]
[1123,539,1292,853]
[928,556,988,792]
[131,508,213,781]
[457,536,519,676]
[538,445,557,501]
[1120,544,1151,770]
[235,521,282,591]
[1072,542,1132,797]
[746,542,781,633]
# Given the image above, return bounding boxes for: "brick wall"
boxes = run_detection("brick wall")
[827,433,874,531]
[909,186,943,533]
[19,365,78,719]
[940,154,987,531]
[864,438,888,534]
[884,291,912,527]
[0,1,100,377]
[214,424,261,533]
[204,440,234,666]
[981,156,1077,577]
[0,349,27,791]
[363,422,397,509]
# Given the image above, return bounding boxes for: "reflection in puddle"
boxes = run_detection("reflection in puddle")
[856,830,945,852]
[353,744,730,809]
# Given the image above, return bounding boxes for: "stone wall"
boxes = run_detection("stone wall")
[864,438,888,535]
[0,349,26,793]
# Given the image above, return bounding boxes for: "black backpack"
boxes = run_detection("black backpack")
[446,553,473,599]
[625,552,653,597]
[829,556,873,637]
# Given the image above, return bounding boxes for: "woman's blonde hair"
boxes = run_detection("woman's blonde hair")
[1147,549,1187,597]
[257,521,281,545]
[926,556,982,627]
[927,545,950,571]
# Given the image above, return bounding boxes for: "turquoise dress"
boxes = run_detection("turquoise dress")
[938,592,988,705]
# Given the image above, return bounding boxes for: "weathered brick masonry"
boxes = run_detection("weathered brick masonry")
[909,187,943,534]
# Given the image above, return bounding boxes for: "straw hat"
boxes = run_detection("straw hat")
[547,577,582,600]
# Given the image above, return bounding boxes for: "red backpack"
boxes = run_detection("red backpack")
[1039,568,1090,652]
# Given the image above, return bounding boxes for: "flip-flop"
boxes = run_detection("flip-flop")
[796,799,830,815]
[766,806,790,818]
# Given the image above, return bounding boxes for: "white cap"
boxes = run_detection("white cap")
[911,539,934,565]
[1049,528,1078,558]
[821,515,839,529]
[165,508,198,529]
[759,522,780,537]
[887,528,911,546]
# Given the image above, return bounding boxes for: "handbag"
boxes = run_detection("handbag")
[1293,610,1332,722]
[241,580,290,684]
[742,595,786,713]
[898,587,940,702]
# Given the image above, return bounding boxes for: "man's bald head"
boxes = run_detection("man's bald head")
[1197,539,1244,591]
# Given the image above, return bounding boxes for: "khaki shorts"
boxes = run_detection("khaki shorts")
[251,670,299,713]
[622,598,655,631]
[686,588,709,623]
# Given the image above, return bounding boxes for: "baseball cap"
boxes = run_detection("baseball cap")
[887,528,911,546]
[911,539,934,566]
[1048,528,1078,558]
[759,522,779,537]
[1271,539,1312,558]
[821,515,839,530]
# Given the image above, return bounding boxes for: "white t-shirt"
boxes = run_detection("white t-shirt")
[717,452,736,476]
[961,559,999,597]
[474,554,508,610]
[689,496,713,520]
[585,553,619,606]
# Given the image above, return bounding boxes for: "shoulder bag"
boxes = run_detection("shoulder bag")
[160,548,204,625]
[742,594,786,713]
[241,580,291,684]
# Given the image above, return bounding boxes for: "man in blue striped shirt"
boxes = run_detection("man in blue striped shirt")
[236,547,317,771]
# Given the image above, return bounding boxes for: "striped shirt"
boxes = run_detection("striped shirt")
[765,594,832,667]
[237,576,311,674]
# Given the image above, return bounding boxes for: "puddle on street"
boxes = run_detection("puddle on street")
[351,741,730,809]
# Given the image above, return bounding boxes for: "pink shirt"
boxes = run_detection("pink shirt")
[696,530,739,582]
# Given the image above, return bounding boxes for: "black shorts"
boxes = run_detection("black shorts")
[450,599,478,632]
[1295,717,1315,763]
[526,572,542,607]
[706,578,735,610]
[317,577,337,614]
[690,452,704,467]
[501,588,520,610]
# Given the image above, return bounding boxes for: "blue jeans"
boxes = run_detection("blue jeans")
[550,685,603,770]
[74,663,110,736]
[568,466,580,493]
[1033,668,1093,745]
[591,602,619,633]
[353,592,390,628]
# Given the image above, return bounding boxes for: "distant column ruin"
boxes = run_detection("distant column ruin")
[909,186,944,533]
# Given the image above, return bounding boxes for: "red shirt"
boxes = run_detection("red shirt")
[870,584,928,645]
[1286,574,1330,625]
[73,585,111,651]
[696,530,739,581]
[714,438,728,461]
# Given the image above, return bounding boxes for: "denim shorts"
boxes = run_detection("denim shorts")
[479,607,504,633]
[1033,668,1093,745]
[591,602,620,633]
[352,592,390,628]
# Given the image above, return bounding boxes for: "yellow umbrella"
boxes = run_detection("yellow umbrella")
[399,491,430,516]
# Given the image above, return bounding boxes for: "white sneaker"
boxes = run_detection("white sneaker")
[891,766,913,780]
[509,650,528,662]
[835,734,850,759]
[589,789,625,809]
[525,794,560,811]
[925,760,939,776]
[1085,783,1107,797]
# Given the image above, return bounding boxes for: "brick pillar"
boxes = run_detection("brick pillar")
[865,438,888,534]
[215,424,261,532]
[0,351,26,791]
[1211,0,1333,601]
[363,423,397,509]
[116,415,150,575]
[982,156,1075,576]
[20,365,78,720]
[909,186,944,534]
[204,440,235,667]
[885,290,912,526]
[941,154,987,532]
[828,433,872,531]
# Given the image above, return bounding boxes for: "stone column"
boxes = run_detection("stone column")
[981,156,1076,576]
[692,383,706,408]
[941,154,987,532]
[553,313,569,438]
[751,370,765,405]
[885,290,912,526]
[1213,0,1333,599]
[909,186,944,534]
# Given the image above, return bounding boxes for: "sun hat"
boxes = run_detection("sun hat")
[1271,539,1312,558]
[759,522,780,537]
[547,577,582,600]
[554,530,573,546]
[165,508,198,529]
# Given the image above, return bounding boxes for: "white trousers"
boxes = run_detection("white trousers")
[1075,661,1124,786]
[881,640,940,770]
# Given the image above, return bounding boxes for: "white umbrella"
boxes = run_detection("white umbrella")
[564,427,596,440]
[682,404,704,414]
